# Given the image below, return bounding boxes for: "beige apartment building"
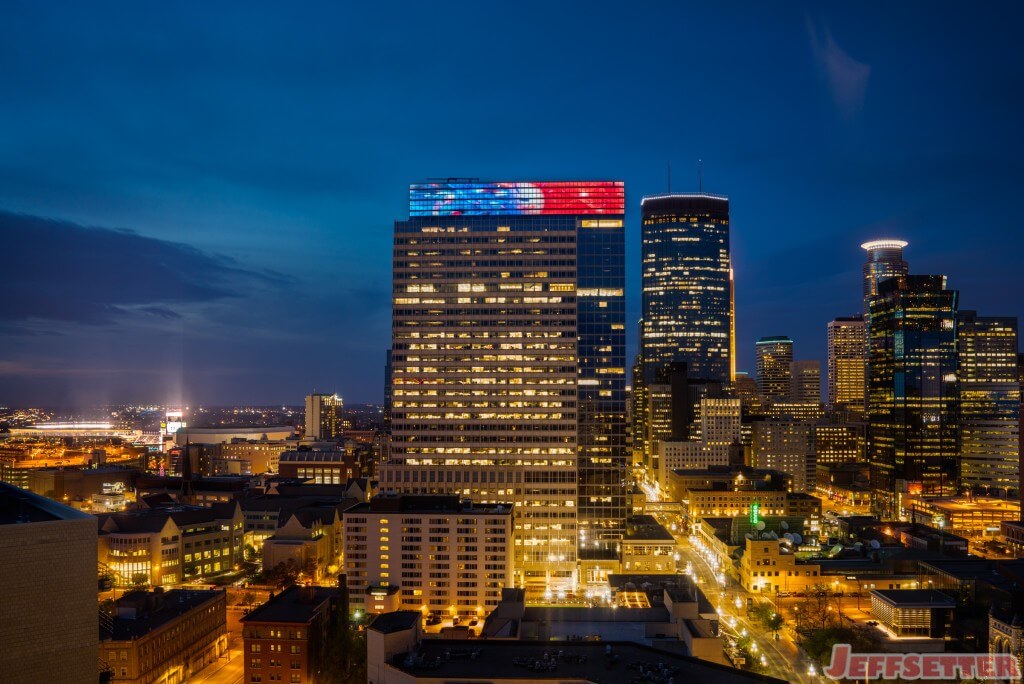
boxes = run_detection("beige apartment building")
[343,495,513,618]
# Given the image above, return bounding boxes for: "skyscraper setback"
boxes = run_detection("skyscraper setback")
[384,180,626,593]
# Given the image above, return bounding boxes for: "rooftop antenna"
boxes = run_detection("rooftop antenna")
[667,161,671,193]
[698,159,703,193]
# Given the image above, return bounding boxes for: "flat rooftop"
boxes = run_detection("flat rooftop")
[0,481,91,524]
[346,495,512,516]
[870,589,956,608]
[242,585,341,624]
[909,497,1021,513]
[624,515,674,541]
[103,590,223,641]
[389,639,784,683]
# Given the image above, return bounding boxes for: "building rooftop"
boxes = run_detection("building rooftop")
[102,589,223,641]
[387,639,783,683]
[0,481,91,524]
[369,610,421,634]
[241,585,341,624]
[870,589,956,608]
[624,515,674,542]
[346,494,512,516]
[911,496,1021,514]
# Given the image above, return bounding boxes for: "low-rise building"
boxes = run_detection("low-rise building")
[262,504,345,581]
[906,496,1020,539]
[241,585,345,684]
[343,495,513,618]
[100,589,227,684]
[621,515,677,574]
[279,449,370,485]
[367,604,782,684]
[97,502,243,586]
[869,589,955,638]
[739,537,822,594]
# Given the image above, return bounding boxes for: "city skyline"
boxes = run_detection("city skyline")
[3,3,1024,406]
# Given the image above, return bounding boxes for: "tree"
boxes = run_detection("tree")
[791,584,840,632]
[802,626,881,668]
[266,559,301,588]
[316,615,367,683]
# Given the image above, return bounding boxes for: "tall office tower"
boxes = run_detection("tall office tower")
[640,193,732,384]
[0,482,97,684]
[756,336,794,400]
[637,193,731,482]
[958,312,1020,496]
[861,239,909,324]
[386,180,626,593]
[868,275,959,518]
[827,316,868,412]
[305,392,343,440]
[790,360,821,403]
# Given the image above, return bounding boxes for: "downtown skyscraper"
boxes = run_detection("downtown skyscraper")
[383,181,626,594]
[867,275,959,518]
[636,194,732,473]
[639,194,732,384]
[827,316,867,412]
[755,336,794,401]
[958,311,1020,496]
[862,239,909,325]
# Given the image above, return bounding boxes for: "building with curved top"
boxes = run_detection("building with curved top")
[640,193,732,385]
[861,239,909,321]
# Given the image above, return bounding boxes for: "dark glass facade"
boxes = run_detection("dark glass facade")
[640,194,732,384]
[575,219,627,553]
[868,275,959,518]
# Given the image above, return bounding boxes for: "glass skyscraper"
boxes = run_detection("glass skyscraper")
[867,275,959,518]
[637,194,731,477]
[384,180,625,594]
[861,239,909,323]
[640,194,732,384]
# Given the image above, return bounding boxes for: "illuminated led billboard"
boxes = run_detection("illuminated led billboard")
[409,181,624,216]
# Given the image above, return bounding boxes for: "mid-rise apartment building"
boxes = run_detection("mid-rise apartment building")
[343,495,513,617]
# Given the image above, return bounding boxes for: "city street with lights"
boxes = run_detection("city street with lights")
[671,525,821,684]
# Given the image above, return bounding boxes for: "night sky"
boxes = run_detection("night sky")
[2,2,1022,407]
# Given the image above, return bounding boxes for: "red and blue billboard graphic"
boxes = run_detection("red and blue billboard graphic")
[409,181,624,217]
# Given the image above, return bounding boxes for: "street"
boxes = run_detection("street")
[672,529,821,684]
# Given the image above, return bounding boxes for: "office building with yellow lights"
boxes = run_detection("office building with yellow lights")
[958,311,1020,497]
[827,315,867,412]
[383,181,626,594]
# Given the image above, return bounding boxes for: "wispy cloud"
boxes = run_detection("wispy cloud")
[807,19,871,120]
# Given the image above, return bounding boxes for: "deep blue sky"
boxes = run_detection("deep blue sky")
[2,2,1022,407]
